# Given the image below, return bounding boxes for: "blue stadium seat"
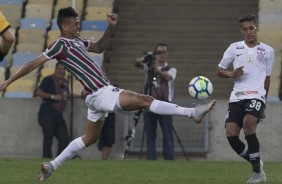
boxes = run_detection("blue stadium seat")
[0,0,23,8]
[81,20,108,31]
[51,18,59,30]
[0,58,7,68]
[20,18,47,32]
[12,52,37,66]
[4,92,33,98]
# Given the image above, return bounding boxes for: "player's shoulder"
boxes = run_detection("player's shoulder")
[230,41,245,49]
[258,42,274,52]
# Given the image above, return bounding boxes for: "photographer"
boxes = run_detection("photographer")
[35,62,70,158]
[135,43,177,160]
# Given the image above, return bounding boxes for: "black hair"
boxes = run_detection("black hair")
[238,13,257,27]
[155,43,168,50]
[55,61,64,68]
[57,7,78,30]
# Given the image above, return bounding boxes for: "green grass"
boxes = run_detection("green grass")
[0,158,282,184]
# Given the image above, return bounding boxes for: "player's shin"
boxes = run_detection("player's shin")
[227,136,250,162]
[51,137,86,170]
[149,99,195,117]
[245,134,261,173]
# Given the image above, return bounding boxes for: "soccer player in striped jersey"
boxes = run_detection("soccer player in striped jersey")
[217,13,274,183]
[0,7,216,181]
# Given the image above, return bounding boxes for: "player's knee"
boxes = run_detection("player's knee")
[138,94,154,108]
[243,121,257,135]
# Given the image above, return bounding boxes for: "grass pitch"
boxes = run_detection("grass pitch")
[0,158,281,184]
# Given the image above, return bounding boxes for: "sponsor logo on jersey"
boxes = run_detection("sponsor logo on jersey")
[257,47,265,51]
[236,46,244,49]
[235,90,258,97]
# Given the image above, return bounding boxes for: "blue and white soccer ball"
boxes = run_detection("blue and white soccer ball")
[188,76,213,100]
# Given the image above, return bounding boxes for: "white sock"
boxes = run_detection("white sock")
[51,137,85,170]
[149,100,195,117]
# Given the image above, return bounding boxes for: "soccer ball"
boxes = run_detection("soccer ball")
[188,76,213,100]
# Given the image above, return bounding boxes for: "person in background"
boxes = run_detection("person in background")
[217,13,274,183]
[35,61,70,158]
[135,43,176,160]
[0,11,15,62]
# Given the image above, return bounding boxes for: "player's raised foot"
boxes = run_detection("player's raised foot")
[38,162,54,181]
[192,100,216,124]
[246,171,266,183]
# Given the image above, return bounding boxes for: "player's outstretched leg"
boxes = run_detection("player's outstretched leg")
[38,162,54,181]
[193,100,216,123]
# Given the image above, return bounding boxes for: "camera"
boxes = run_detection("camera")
[142,51,157,67]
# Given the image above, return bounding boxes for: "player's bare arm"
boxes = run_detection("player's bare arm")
[0,54,48,91]
[217,66,244,78]
[264,76,270,98]
[87,13,118,53]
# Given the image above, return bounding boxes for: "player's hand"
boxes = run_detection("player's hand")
[0,81,9,91]
[81,89,90,99]
[53,94,63,101]
[232,66,244,78]
[106,13,118,26]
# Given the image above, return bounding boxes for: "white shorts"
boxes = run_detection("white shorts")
[85,85,123,122]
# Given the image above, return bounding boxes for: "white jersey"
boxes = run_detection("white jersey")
[218,41,275,103]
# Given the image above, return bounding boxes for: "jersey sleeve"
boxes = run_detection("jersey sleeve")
[43,41,65,60]
[78,37,91,49]
[218,44,235,69]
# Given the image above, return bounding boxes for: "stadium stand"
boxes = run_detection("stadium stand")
[20,18,47,33]
[9,66,39,80]
[46,30,60,46]
[50,18,59,30]
[81,20,109,31]
[18,28,45,45]
[80,30,104,42]
[24,4,53,26]
[26,0,54,6]
[11,52,37,66]
[0,0,23,8]
[86,0,114,7]
[85,6,113,20]
[0,4,22,28]
[16,43,43,55]
[42,59,57,69]
[4,79,35,98]
[54,0,84,18]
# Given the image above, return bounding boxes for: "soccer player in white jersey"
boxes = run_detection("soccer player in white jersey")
[217,13,274,183]
[0,7,216,181]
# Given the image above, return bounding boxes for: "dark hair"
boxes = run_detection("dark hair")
[155,43,168,50]
[238,13,257,26]
[57,7,78,30]
[55,61,64,68]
